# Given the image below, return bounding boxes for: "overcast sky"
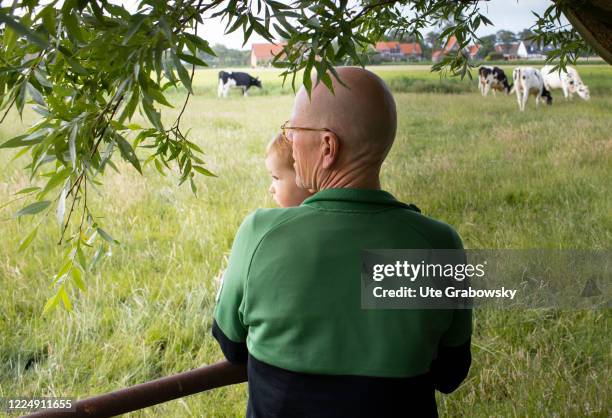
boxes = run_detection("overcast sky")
[116,0,562,50]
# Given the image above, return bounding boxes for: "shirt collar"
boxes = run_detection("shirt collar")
[302,188,420,212]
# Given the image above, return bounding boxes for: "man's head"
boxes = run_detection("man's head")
[286,67,396,191]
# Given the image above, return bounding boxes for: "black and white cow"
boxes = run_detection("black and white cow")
[541,65,590,101]
[478,66,512,96]
[218,71,262,97]
[512,67,553,111]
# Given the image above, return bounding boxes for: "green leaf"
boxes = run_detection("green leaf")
[89,245,104,271]
[16,81,27,115]
[10,147,30,163]
[179,159,192,185]
[66,57,89,75]
[40,5,57,37]
[118,86,140,124]
[184,34,216,56]
[71,267,86,291]
[148,87,173,108]
[186,141,204,154]
[303,53,315,97]
[62,10,84,43]
[76,245,87,270]
[122,14,148,45]
[97,227,118,245]
[193,165,216,177]
[15,201,51,217]
[115,134,142,174]
[0,134,42,149]
[172,52,193,94]
[0,14,49,49]
[32,105,51,118]
[38,168,69,199]
[104,3,131,19]
[56,184,67,226]
[189,175,197,195]
[154,158,166,176]
[26,83,46,107]
[42,292,60,315]
[177,53,207,67]
[59,286,72,311]
[226,15,247,35]
[158,16,173,43]
[320,72,335,94]
[3,26,17,53]
[15,186,41,195]
[52,259,73,287]
[273,23,290,39]
[18,227,38,252]
[69,124,78,169]
[141,98,163,131]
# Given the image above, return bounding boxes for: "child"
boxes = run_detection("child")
[216,134,312,304]
[265,133,313,208]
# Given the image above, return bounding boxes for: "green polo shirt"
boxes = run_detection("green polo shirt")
[214,188,471,378]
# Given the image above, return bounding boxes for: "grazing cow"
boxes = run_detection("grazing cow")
[512,67,553,112]
[218,71,262,97]
[478,66,512,96]
[541,65,590,101]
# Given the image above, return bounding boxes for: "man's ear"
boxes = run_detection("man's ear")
[320,132,339,169]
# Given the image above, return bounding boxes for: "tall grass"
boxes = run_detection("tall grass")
[0,65,610,417]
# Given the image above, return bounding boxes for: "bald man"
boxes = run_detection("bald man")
[213,67,472,418]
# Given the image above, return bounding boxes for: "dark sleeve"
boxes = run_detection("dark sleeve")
[429,227,472,393]
[430,338,472,394]
[212,319,248,364]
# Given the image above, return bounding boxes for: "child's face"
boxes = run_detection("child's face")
[265,153,312,207]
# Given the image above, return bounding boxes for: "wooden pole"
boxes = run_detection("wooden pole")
[23,361,247,418]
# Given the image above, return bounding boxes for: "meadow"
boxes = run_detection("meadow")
[0,64,611,417]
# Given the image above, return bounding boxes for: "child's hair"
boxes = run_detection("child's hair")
[266,133,294,170]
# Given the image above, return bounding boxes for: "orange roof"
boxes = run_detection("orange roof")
[432,50,444,60]
[375,41,399,51]
[468,44,480,57]
[251,42,286,59]
[444,35,458,52]
[399,43,422,54]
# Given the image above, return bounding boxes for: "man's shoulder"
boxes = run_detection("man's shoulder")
[388,206,463,249]
[238,203,462,249]
[238,206,313,240]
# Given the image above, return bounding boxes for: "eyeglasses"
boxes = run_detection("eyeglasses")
[280,120,337,142]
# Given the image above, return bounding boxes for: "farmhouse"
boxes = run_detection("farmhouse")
[431,35,480,62]
[375,41,423,61]
[250,42,286,67]
[494,40,550,60]
[494,42,520,60]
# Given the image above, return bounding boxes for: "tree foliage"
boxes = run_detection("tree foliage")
[0,0,597,312]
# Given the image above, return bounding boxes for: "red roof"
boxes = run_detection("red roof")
[375,41,399,52]
[444,35,458,52]
[468,44,480,57]
[431,49,444,61]
[251,43,286,59]
[399,43,422,55]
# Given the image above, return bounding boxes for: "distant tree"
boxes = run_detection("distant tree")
[518,28,536,41]
[202,44,249,67]
[478,34,497,58]
[425,31,442,50]
[496,30,517,44]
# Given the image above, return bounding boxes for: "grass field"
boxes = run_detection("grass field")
[1,65,611,417]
